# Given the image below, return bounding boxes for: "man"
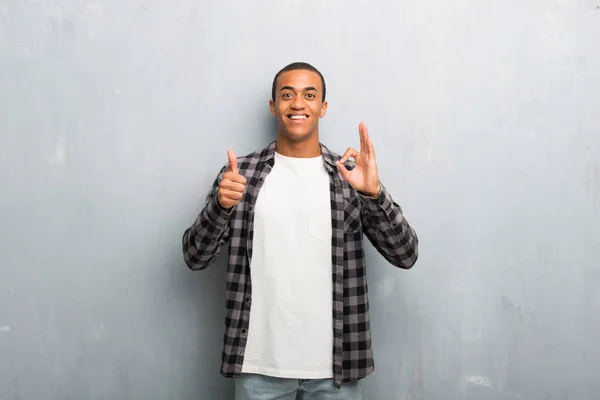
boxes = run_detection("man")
[182,62,418,400]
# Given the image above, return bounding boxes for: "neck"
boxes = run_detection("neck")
[275,132,322,158]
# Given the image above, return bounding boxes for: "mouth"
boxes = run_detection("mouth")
[287,114,309,123]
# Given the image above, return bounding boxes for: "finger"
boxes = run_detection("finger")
[223,171,247,185]
[336,160,351,181]
[220,180,246,193]
[360,122,371,158]
[219,188,243,201]
[359,121,367,154]
[367,132,376,160]
[339,147,359,164]
[233,174,247,185]
[228,149,238,174]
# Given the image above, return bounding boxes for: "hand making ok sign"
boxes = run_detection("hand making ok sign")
[336,121,382,198]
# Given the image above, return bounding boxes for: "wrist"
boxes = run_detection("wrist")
[216,196,235,212]
[367,183,381,198]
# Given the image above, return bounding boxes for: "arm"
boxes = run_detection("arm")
[336,121,418,269]
[182,165,233,270]
[359,184,419,269]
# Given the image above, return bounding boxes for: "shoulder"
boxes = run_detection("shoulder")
[222,142,273,175]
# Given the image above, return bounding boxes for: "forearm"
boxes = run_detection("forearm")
[360,183,419,269]
[182,167,232,270]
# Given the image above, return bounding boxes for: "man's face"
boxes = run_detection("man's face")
[270,69,328,142]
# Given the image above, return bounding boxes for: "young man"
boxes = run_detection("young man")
[182,62,419,400]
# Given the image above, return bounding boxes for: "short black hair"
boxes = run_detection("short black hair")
[271,62,326,102]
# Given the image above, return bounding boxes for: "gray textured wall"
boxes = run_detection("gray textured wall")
[1,1,599,399]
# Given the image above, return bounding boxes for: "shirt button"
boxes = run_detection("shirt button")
[245,297,251,303]
[241,328,247,334]
[237,350,243,356]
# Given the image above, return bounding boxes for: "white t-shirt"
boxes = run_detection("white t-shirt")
[241,151,333,379]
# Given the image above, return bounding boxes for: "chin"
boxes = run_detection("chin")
[281,125,317,142]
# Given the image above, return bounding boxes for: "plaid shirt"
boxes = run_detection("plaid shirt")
[182,140,418,388]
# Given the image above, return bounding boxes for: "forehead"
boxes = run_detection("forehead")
[276,69,322,91]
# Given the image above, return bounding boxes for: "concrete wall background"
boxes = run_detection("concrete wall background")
[1,0,599,398]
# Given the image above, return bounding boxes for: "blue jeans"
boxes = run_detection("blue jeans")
[235,374,362,400]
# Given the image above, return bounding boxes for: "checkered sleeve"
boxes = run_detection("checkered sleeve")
[182,165,233,270]
[359,183,419,269]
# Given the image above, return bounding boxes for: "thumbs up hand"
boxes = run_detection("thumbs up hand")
[217,149,247,209]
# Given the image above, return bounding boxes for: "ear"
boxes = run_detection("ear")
[269,99,276,117]
[319,100,328,118]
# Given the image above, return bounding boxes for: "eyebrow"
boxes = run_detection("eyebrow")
[280,85,319,93]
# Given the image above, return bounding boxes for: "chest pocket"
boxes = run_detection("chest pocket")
[343,197,362,233]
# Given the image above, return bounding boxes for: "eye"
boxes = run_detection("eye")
[306,93,315,99]
[282,93,293,99]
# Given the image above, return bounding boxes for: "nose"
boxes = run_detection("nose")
[291,95,305,110]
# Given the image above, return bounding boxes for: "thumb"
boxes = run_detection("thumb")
[228,149,238,174]
[336,160,350,181]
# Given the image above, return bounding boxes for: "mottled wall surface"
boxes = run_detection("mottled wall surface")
[1,1,599,399]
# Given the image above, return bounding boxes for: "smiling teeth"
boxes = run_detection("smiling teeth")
[290,115,307,120]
